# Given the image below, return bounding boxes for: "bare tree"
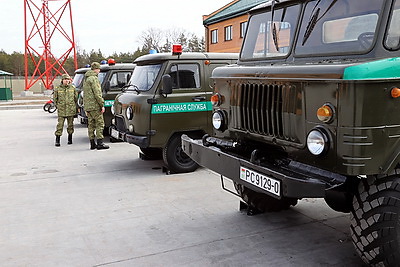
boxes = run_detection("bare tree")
[139,28,164,53]
[138,27,205,53]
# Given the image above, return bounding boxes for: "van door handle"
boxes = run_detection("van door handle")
[192,96,206,102]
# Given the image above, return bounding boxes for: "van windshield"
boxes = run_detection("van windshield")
[72,73,85,89]
[295,0,384,55]
[98,72,107,85]
[127,64,162,91]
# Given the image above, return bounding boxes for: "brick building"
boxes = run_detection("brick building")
[203,0,267,53]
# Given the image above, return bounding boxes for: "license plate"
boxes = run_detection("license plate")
[111,128,119,139]
[240,166,281,197]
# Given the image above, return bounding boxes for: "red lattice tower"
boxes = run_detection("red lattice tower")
[24,0,77,90]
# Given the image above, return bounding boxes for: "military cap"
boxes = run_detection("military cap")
[91,62,101,70]
[61,74,71,80]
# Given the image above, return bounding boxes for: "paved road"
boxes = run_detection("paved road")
[0,109,365,266]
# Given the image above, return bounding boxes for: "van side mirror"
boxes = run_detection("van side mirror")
[162,74,173,95]
[104,80,110,92]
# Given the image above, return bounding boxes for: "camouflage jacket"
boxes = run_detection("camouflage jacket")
[82,70,104,112]
[54,83,78,117]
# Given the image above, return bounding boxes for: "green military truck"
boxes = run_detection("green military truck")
[110,49,238,173]
[182,0,400,265]
[73,60,135,131]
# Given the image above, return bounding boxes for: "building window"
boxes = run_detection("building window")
[225,25,232,41]
[211,29,218,44]
[240,21,248,38]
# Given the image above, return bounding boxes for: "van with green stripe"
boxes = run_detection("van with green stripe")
[110,51,238,173]
[181,0,400,265]
[73,60,135,132]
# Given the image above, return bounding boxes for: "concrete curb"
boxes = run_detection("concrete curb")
[0,105,43,110]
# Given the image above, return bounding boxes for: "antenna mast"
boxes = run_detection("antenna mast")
[24,0,77,91]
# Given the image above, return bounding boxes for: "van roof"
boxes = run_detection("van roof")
[134,52,239,65]
[74,63,135,74]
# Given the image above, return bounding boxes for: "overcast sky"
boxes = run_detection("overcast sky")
[0,0,232,56]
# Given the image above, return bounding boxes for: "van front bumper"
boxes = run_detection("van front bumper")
[110,127,149,147]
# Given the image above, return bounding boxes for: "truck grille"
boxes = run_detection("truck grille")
[231,83,301,142]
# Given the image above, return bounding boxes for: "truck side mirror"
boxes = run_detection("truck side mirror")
[162,74,173,95]
[104,80,110,92]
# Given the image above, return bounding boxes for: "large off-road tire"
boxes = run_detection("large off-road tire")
[350,174,400,266]
[234,182,298,212]
[140,147,162,160]
[163,134,198,173]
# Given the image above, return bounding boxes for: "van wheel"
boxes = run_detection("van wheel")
[163,134,198,173]
[350,174,400,266]
[234,182,298,212]
[140,148,162,160]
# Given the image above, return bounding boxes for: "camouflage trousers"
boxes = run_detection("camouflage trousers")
[55,116,74,136]
[86,110,105,140]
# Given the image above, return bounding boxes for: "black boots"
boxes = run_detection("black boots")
[90,139,109,150]
[90,139,97,150]
[68,134,73,145]
[55,135,60,147]
[55,134,72,146]
[97,139,109,150]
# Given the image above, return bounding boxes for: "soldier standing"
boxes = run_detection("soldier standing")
[54,74,78,147]
[82,62,109,150]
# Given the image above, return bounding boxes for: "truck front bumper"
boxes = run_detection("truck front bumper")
[181,135,345,199]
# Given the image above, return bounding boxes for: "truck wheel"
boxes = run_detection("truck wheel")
[140,148,162,160]
[350,174,400,266]
[163,134,198,173]
[234,182,298,212]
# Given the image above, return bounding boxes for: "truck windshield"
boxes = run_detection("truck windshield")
[385,0,400,50]
[295,0,384,55]
[127,64,162,92]
[241,4,301,60]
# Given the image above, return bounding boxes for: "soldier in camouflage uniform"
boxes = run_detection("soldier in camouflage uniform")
[54,74,78,147]
[82,62,109,150]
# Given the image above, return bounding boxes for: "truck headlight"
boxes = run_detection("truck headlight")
[212,110,227,131]
[307,128,329,155]
[126,106,133,120]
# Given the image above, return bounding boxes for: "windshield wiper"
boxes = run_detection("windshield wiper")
[302,0,337,46]
[123,84,140,94]
[302,7,320,45]
[270,0,280,51]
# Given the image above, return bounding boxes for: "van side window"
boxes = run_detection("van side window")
[109,71,132,90]
[169,64,200,89]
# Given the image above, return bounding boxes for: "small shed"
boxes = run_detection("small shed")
[0,70,13,101]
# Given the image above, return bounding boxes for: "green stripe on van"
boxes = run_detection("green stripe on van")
[104,100,114,107]
[151,101,212,114]
[343,57,400,80]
